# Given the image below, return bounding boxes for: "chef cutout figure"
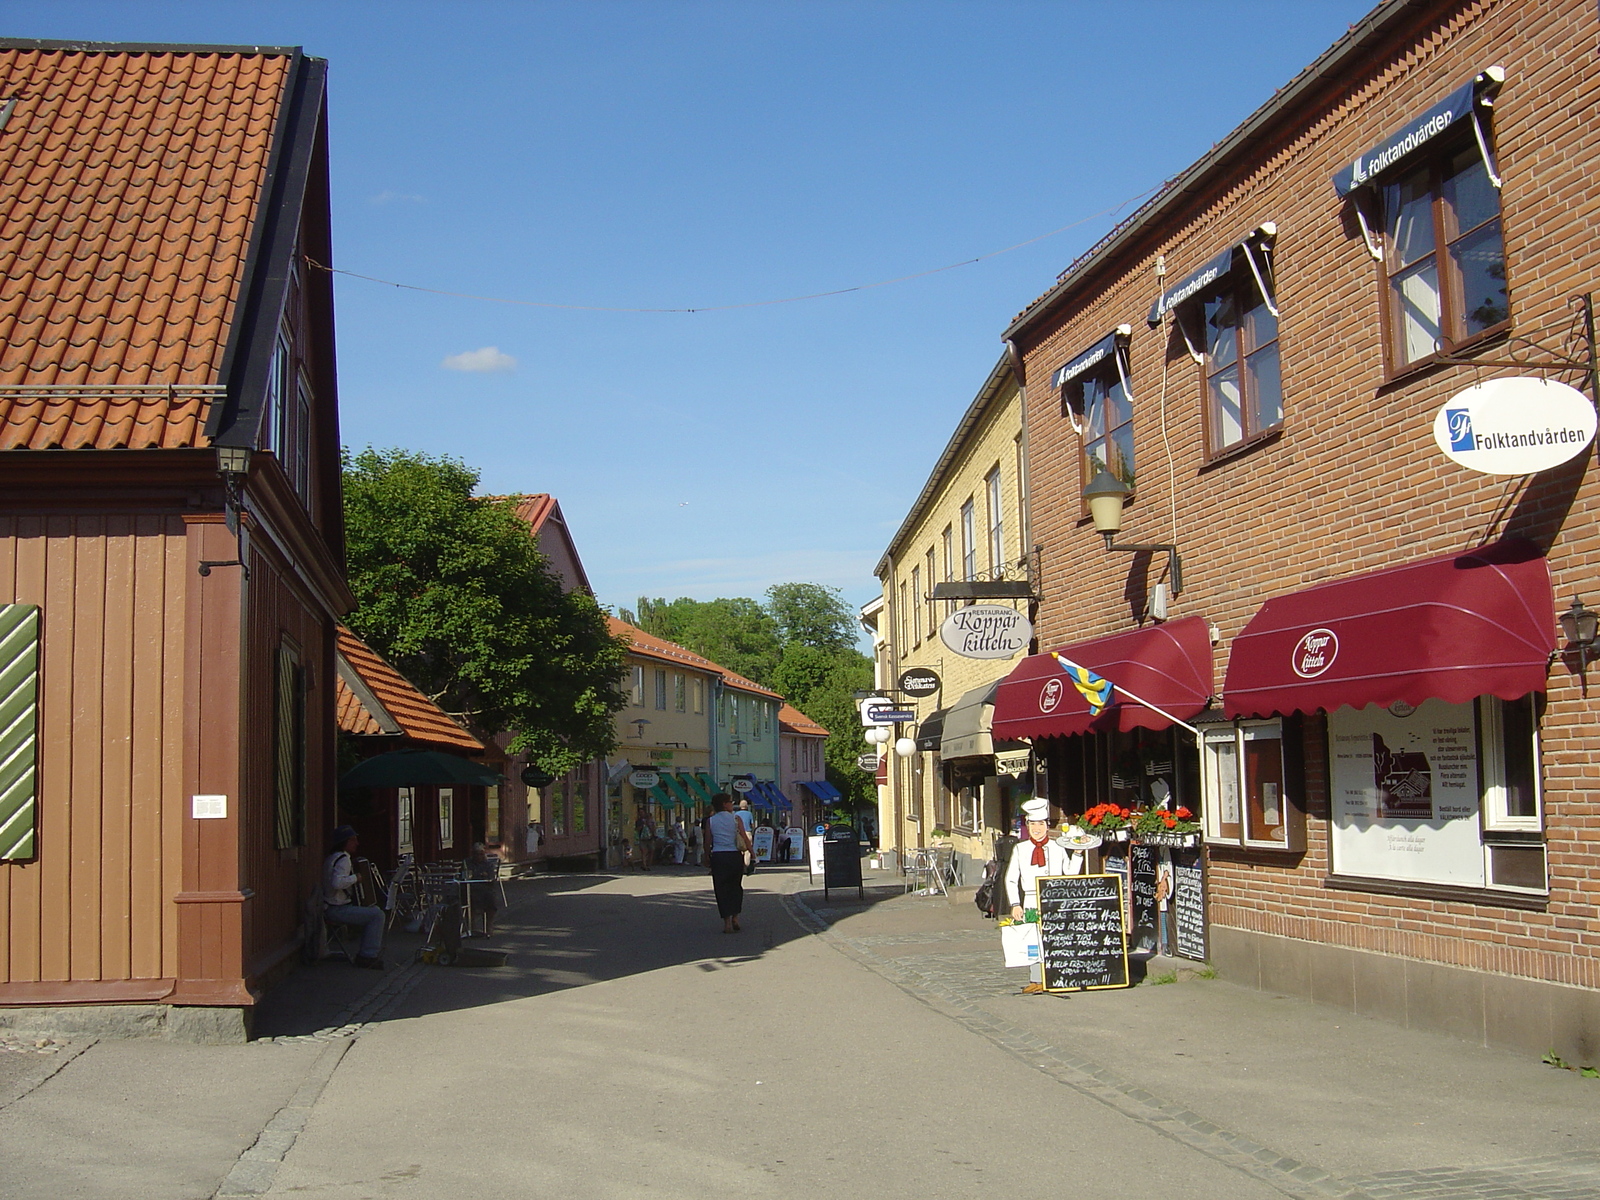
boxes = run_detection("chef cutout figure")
[1004,797,1100,994]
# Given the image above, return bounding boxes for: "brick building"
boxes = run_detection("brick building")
[992,0,1600,1057]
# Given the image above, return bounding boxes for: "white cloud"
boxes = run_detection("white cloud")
[441,346,517,373]
[369,189,426,205]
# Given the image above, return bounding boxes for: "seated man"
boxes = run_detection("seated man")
[324,825,385,969]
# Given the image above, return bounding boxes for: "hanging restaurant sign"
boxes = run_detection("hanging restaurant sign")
[1432,377,1595,475]
[939,605,1032,660]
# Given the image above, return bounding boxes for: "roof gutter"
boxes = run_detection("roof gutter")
[1002,0,1430,344]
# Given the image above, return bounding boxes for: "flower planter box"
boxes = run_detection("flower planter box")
[1091,828,1131,843]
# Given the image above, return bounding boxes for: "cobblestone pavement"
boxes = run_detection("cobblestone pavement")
[788,882,1600,1200]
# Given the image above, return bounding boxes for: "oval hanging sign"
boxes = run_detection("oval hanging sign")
[730,778,754,793]
[938,604,1032,660]
[898,666,941,697]
[628,769,659,789]
[1432,377,1596,475]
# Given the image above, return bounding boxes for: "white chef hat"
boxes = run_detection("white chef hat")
[1021,798,1051,821]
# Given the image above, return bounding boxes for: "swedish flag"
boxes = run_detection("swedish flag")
[1050,653,1114,714]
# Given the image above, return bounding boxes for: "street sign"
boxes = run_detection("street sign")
[898,667,941,697]
[730,778,754,793]
[856,754,882,771]
[867,705,917,723]
[627,769,659,789]
[520,766,556,789]
[859,696,893,726]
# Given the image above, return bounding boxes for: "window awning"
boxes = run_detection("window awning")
[1050,329,1120,389]
[1332,67,1503,197]
[763,783,792,809]
[694,771,719,801]
[1145,226,1277,327]
[683,772,715,805]
[648,782,675,808]
[991,615,1216,740]
[913,707,948,751]
[941,681,1000,760]
[799,780,841,802]
[1223,539,1555,719]
[661,773,694,807]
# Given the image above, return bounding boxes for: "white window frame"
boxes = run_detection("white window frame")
[397,787,414,853]
[673,672,686,713]
[960,500,976,581]
[438,786,455,850]
[630,665,645,707]
[1201,719,1287,849]
[654,669,667,710]
[985,466,1004,573]
[1478,695,1542,833]
[957,780,981,832]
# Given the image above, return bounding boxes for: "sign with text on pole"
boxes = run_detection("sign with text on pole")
[859,697,915,726]
[856,753,882,772]
[898,667,941,698]
[939,604,1033,660]
[1432,377,1596,475]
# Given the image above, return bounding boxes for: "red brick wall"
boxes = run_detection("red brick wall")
[1013,0,1600,988]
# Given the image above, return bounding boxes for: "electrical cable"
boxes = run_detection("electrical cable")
[302,183,1165,315]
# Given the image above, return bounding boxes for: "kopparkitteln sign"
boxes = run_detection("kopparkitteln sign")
[1432,377,1596,475]
[938,604,1032,660]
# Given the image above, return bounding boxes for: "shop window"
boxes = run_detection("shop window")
[1326,696,1544,893]
[1382,141,1507,370]
[485,784,500,843]
[571,777,587,835]
[438,787,455,850]
[1201,720,1302,850]
[957,780,981,832]
[397,787,414,853]
[549,779,566,837]
[629,665,645,707]
[1062,354,1134,497]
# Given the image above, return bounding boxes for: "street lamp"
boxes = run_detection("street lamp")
[1559,596,1598,668]
[1081,469,1183,596]
[198,445,254,578]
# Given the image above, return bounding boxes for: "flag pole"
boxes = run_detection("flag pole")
[1106,684,1201,737]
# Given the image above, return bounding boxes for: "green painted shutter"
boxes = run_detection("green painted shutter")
[0,604,40,861]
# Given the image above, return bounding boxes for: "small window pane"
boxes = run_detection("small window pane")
[1205,293,1239,367]
[1500,696,1538,819]
[1242,729,1286,843]
[1207,733,1242,842]
[1107,423,1135,490]
[1104,374,1132,430]
[1080,378,1107,438]
[1393,260,1442,363]
[1085,437,1109,479]
[1242,294,1277,351]
[1451,219,1508,333]
[1443,147,1499,235]
[1385,167,1436,268]
[1209,364,1244,448]
[1245,342,1282,431]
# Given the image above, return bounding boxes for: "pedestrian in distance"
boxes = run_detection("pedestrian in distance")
[705,793,751,934]
[323,825,386,969]
[634,812,656,871]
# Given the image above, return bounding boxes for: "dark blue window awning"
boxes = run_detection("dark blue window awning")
[1332,68,1503,197]
[763,783,792,809]
[1146,243,1236,326]
[1050,330,1120,389]
[799,780,841,802]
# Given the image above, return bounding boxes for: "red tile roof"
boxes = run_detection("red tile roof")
[779,703,828,738]
[0,46,294,447]
[608,617,783,700]
[335,625,484,752]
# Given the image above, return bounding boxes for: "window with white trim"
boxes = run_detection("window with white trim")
[439,786,455,850]
[1202,720,1292,849]
[630,665,645,707]
[985,466,1004,573]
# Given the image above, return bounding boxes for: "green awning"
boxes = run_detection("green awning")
[340,749,502,789]
[683,772,715,806]
[695,772,720,801]
[648,782,675,808]
[661,773,694,807]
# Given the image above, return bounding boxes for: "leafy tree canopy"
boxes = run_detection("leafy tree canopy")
[767,583,859,656]
[623,595,780,685]
[342,447,627,777]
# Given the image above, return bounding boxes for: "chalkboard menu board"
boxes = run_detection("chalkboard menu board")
[1129,843,1160,954]
[1170,848,1206,961]
[1036,874,1130,992]
[822,838,863,897]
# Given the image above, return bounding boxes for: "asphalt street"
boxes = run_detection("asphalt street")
[1,862,1596,1199]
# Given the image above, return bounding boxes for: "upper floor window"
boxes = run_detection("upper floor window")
[985,465,1004,573]
[924,548,936,636]
[692,676,705,714]
[673,672,686,712]
[960,499,976,581]
[941,526,953,583]
[1203,269,1281,454]
[1057,332,1134,495]
[909,567,921,646]
[263,259,315,509]
[629,665,645,707]
[1383,143,1506,368]
[654,669,668,710]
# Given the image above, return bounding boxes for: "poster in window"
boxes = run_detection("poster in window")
[1328,699,1482,887]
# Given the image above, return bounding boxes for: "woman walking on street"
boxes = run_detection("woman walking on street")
[705,793,750,933]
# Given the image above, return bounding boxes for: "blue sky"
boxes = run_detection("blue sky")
[11,1,1374,619]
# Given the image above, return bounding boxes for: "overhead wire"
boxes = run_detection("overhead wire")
[301,182,1166,315]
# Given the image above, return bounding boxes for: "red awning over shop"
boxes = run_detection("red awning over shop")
[992,615,1215,740]
[1223,539,1555,719]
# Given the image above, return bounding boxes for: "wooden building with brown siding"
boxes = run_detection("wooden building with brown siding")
[0,40,350,1038]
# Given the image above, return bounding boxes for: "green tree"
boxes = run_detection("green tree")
[342,447,627,777]
[766,583,858,655]
[624,595,780,685]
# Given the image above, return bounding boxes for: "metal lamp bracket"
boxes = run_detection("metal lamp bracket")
[1101,534,1183,595]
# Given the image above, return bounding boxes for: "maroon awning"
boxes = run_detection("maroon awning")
[992,615,1215,740]
[1223,539,1555,719]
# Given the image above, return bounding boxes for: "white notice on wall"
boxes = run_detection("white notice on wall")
[1260,782,1280,827]
[192,794,227,820]
[1328,699,1483,887]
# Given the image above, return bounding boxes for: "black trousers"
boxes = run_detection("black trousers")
[709,850,744,917]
